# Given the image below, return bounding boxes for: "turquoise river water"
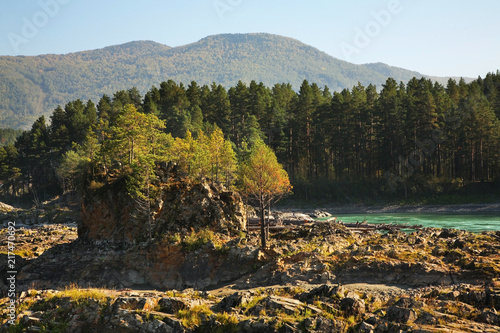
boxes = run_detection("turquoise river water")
[333,213,500,233]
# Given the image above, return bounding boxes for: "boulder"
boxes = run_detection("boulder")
[393,297,424,309]
[477,309,500,326]
[249,296,321,316]
[459,289,488,307]
[261,296,309,315]
[385,305,417,323]
[339,297,365,316]
[309,210,332,218]
[113,296,159,311]
[313,317,347,333]
[296,284,344,302]
[358,321,375,333]
[157,297,190,314]
[238,319,275,333]
[216,291,253,312]
[415,311,438,326]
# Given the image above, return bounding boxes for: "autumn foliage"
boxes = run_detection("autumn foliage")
[239,140,292,247]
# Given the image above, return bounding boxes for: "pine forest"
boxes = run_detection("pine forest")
[1,73,500,204]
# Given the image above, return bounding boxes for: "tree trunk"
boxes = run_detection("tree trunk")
[479,139,483,181]
[259,198,266,248]
[145,169,152,241]
[471,140,475,182]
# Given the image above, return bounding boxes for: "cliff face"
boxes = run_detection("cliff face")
[152,163,246,236]
[79,163,246,244]
[79,185,142,243]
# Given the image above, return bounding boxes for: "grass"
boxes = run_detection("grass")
[182,229,216,252]
[241,295,265,312]
[213,312,240,332]
[166,232,181,244]
[268,286,306,298]
[0,248,36,258]
[178,228,234,255]
[144,312,167,322]
[281,238,323,257]
[273,307,316,330]
[15,249,36,258]
[164,290,182,298]
[4,285,109,332]
[55,287,108,305]
[176,304,213,328]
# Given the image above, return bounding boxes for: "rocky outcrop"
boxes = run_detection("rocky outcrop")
[10,219,500,294]
[4,219,500,294]
[79,179,143,243]
[2,206,500,332]
[0,201,15,212]
[15,238,262,291]
[79,163,246,244]
[4,283,500,333]
[152,163,246,236]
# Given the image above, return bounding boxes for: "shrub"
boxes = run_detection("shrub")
[182,229,215,252]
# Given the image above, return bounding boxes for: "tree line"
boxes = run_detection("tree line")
[0,72,499,204]
[0,128,23,147]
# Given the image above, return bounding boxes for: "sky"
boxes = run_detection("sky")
[1,0,499,78]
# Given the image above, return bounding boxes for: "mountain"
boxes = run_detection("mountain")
[0,33,468,129]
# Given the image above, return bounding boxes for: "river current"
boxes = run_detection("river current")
[333,212,500,233]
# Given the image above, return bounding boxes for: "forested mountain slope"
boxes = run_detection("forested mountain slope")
[0,33,458,128]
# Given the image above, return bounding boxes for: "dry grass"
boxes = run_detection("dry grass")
[176,304,213,328]
[50,284,110,305]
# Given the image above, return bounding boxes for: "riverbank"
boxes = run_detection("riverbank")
[282,202,500,215]
[2,221,500,332]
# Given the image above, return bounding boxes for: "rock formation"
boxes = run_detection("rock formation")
[79,162,246,244]
[1,217,500,331]
[2,168,499,331]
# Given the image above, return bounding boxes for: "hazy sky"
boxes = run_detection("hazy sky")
[1,0,499,78]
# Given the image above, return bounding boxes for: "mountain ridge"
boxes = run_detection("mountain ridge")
[0,33,473,129]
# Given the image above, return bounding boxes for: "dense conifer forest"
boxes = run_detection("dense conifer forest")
[1,72,499,204]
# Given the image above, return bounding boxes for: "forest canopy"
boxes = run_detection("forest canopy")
[0,72,499,204]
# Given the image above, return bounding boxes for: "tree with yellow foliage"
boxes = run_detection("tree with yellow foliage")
[239,140,292,248]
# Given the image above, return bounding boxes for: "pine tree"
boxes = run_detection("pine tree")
[228,80,250,145]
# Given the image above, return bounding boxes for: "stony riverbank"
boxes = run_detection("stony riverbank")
[1,218,499,332]
[290,202,500,215]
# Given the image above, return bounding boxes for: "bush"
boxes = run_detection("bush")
[182,229,215,252]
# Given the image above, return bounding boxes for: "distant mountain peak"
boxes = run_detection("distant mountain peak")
[0,33,471,128]
[95,40,171,54]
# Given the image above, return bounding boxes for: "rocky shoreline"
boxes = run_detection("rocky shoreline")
[1,170,499,333]
[1,216,499,332]
[289,202,500,215]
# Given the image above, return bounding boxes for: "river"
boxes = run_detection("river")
[333,212,500,233]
